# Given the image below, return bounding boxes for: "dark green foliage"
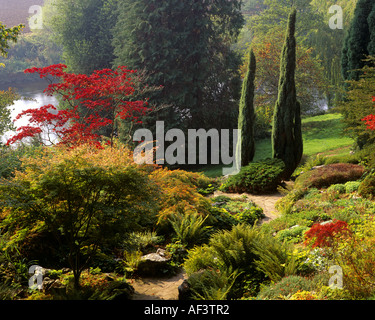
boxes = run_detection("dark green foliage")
[220,158,285,194]
[341,0,375,81]
[367,6,375,55]
[206,206,239,231]
[358,172,375,198]
[271,9,303,179]
[112,0,244,132]
[237,49,256,168]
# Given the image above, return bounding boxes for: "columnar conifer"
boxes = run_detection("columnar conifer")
[237,49,256,169]
[272,9,303,179]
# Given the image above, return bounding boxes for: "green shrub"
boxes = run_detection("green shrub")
[327,184,346,194]
[206,206,238,231]
[220,159,285,194]
[276,226,309,244]
[294,163,364,189]
[344,181,361,193]
[358,173,375,198]
[165,241,188,267]
[234,206,265,225]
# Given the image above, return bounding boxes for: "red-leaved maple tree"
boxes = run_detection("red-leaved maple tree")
[362,96,375,131]
[304,220,351,248]
[7,64,149,148]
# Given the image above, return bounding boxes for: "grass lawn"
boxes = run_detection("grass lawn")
[195,113,354,177]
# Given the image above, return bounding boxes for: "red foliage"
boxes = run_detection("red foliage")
[362,96,375,131]
[7,64,150,148]
[304,220,351,248]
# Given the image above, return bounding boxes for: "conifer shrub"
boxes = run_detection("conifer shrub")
[220,159,285,194]
[358,172,375,198]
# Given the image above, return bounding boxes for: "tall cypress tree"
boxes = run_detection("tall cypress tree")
[341,0,374,81]
[272,9,303,179]
[237,48,256,169]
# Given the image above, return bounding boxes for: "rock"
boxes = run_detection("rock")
[320,220,333,225]
[312,165,326,170]
[156,248,168,257]
[137,250,171,276]
[178,279,191,300]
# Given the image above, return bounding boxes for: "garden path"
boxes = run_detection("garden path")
[130,269,187,300]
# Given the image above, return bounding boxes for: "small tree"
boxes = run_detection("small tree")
[237,48,256,169]
[0,145,158,289]
[6,64,150,148]
[272,9,303,179]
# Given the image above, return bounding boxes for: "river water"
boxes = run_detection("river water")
[0,80,59,144]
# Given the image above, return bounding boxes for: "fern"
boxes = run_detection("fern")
[189,269,240,300]
[253,232,298,282]
[169,213,211,248]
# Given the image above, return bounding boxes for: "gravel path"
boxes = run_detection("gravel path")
[130,270,187,300]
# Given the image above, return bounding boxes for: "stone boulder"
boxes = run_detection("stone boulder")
[137,249,171,276]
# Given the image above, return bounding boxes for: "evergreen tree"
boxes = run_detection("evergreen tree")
[367,5,375,55]
[272,9,303,179]
[341,0,374,81]
[237,49,256,169]
[112,0,244,132]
